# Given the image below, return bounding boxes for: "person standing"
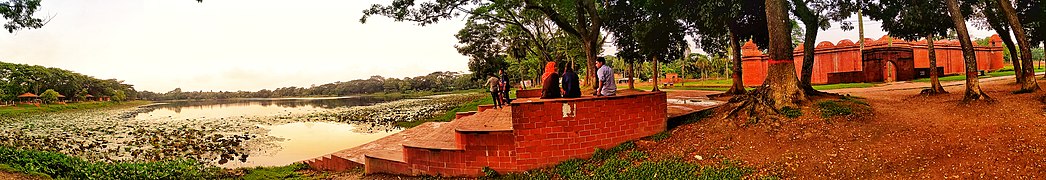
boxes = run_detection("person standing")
[561,65,581,98]
[499,70,511,103]
[595,57,617,96]
[487,74,502,108]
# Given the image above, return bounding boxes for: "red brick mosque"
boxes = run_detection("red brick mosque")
[741,35,1006,86]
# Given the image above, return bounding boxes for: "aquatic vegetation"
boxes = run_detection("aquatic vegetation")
[0,93,483,167]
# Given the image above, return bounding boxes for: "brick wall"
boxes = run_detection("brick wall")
[516,89,542,99]
[509,92,667,170]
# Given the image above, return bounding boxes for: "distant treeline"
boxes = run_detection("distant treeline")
[0,62,138,102]
[138,71,485,101]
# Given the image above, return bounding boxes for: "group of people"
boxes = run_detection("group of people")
[486,70,512,109]
[540,57,616,99]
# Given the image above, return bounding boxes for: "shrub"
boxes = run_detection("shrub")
[816,100,853,118]
[39,89,60,104]
[0,146,224,179]
[648,131,671,141]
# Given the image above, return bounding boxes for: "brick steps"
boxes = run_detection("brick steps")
[304,91,696,177]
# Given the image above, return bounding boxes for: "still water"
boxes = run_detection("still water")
[136,97,403,167]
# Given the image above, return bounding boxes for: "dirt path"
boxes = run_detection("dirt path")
[641,77,1046,179]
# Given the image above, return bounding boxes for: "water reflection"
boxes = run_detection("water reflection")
[220,122,400,168]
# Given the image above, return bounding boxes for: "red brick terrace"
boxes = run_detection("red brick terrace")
[303,89,721,177]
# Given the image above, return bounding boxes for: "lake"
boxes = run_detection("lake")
[0,93,484,168]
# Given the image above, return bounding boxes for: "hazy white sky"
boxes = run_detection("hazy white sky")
[0,0,997,92]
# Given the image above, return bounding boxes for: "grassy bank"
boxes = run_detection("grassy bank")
[395,90,513,128]
[0,146,321,180]
[364,89,487,99]
[0,101,151,118]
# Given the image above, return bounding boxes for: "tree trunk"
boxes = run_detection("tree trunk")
[653,56,661,92]
[945,0,991,102]
[763,0,806,108]
[997,0,1040,92]
[628,61,635,89]
[726,30,747,95]
[800,22,818,93]
[926,34,947,94]
[583,41,598,90]
[997,28,1024,83]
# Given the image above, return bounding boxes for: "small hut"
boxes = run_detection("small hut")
[57,94,67,103]
[17,93,40,104]
[85,94,95,101]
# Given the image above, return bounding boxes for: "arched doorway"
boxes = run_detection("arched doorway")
[884,61,897,82]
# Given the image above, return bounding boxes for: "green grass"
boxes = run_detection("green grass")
[780,106,802,118]
[0,101,151,118]
[913,67,1045,83]
[239,163,312,180]
[364,89,487,99]
[0,146,225,180]
[812,83,876,90]
[395,90,514,128]
[489,141,756,180]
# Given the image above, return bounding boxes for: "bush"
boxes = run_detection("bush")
[648,132,671,141]
[39,89,60,104]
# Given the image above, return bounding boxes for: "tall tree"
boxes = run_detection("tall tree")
[456,19,510,78]
[973,0,1024,84]
[1,0,45,33]
[604,0,687,92]
[996,0,1040,92]
[865,0,952,94]
[681,0,770,95]
[361,0,606,89]
[762,0,806,107]
[791,0,855,94]
[945,0,992,102]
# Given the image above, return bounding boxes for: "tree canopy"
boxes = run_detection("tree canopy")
[0,0,45,33]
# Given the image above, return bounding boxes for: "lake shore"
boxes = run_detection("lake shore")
[0,91,488,179]
[0,101,152,119]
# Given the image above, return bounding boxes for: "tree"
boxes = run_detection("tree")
[0,0,45,33]
[680,0,770,95]
[112,90,126,102]
[361,0,606,89]
[790,0,855,94]
[865,0,952,94]
[995,0,1040,92]
[40,89,58,104]
[945,0,992,102]
[973,0,1024,84]
[605,0,688,92]
[456,19,511,78]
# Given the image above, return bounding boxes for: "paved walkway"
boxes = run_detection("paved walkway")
[827,73,1045,94]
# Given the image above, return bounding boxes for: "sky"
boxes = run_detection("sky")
[0,0,998,92]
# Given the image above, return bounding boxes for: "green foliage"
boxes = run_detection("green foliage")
[0,62,139,102]
[0,0,46,33]
[482,166,500,178]
[780,106,802,118]
[112,90,127,102]
[816,101,852,118]
[648,131,671,141]
[39,89,59,104]
[627,151,648,161]
[811,83,875,90]
[0,101,148,118]
[554,159,585,179]
[240,163,310,180]
[397,91,494,128]
[0,146,224,179]
[592,141,636,162]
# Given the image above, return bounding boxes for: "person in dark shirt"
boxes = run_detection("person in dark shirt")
[561,65,581,98]
[540,62,561,99]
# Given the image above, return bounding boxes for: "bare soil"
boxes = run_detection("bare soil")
[640,78,1046,179]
